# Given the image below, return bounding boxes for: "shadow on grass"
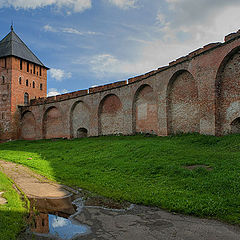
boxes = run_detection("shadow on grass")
[0,204,27,240]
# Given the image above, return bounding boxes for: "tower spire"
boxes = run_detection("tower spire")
[10,20,13,31]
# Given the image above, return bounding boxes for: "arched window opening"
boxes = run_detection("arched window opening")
[33,81,35,88]
[26,79,29,86]
[77,128,88,138]
[19,77,22,85]
[40,83,43,90]
[24,93,29,105]
[231,118,240,134]
[2,76,5,84]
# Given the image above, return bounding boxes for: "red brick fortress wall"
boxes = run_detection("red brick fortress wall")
[19,30,240,139]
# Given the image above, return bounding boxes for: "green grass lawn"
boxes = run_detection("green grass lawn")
[0,134,239,226]
[0,170,27,240]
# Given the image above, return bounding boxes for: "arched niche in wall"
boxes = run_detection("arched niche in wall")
[132,84,158,134]
[43,106,63,139]
[215,47,240,135]
[167,70,199,134]
[98,94,123,135]
[230,117,240,134]
[77,128,88,138]
[70,101,90,138]
[21,111,36,140]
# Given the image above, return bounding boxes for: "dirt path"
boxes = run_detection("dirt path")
[1,160,240,240]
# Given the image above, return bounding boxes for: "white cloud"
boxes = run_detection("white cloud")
[48,88,69,96]
[156,12,167,26]
[43,24,57,32]
[43,24,101,36]
[49,1,240,83]
[86,1,240,79]
[75,1,240,80]
[107,0,138,9]
[162,0,240,39]
[62,27,83,35]
[51,215,68,228]
[49,68,72,82]
[0,0,92,13]
[90,54,118,73]
[74,53,155,79]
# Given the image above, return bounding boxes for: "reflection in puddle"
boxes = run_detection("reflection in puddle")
[29,194,91,239]
[32,213,90,240]
[28,190,133,239]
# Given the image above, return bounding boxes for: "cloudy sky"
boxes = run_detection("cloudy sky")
[0,0,239,96]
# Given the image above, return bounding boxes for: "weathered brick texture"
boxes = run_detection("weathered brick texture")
[216,50,240,135]
[3,29,240,140]
[133,85,158,134]
[98,94,123,135]
[0,55,47,140]
[43,107,64,139]
[70,101,90,138]
[21,111,36,140]
[167,71,199,134]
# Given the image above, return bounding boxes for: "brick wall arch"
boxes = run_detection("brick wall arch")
[21,111,36,140]
[42,106,64,139]
[98,94,123,135]
[216,46,240,135]
[70,101,90,138]
[132,84,158,134]
[167,70,199,134]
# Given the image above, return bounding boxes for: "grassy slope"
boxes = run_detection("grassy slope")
[0,134,239,225]
[0,171,27,240]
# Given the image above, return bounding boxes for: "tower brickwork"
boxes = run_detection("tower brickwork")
[0,28,48,140]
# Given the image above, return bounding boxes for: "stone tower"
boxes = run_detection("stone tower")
[0,26,48,140]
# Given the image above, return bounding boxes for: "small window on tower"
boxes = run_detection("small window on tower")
[33,65,35,74]
[2,76,5,84]
[2,112,5,119]
[19,77,22,84]
[40,83,43,90]
[27,62,29,72]
[26,79,28,86]
[24,93,29,105]
[33,81,35,88]
[20,59,22,70]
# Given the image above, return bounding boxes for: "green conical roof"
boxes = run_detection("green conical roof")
[0,28,47,68]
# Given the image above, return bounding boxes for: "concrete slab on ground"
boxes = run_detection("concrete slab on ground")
[0,191,7,205]
[0,160,70,199]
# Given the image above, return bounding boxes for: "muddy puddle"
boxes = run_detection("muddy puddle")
[30,213,90,239]
[20,188,133,240]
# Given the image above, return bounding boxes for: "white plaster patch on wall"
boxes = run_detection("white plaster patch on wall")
[72,102,90,138]
[226,101,240,121]
[137,103,147,120]
[148,104,157,114]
